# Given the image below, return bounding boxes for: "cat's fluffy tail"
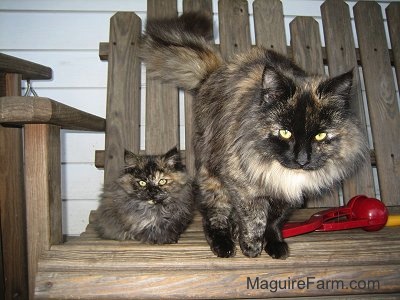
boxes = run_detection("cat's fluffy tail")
[140,12,223,91]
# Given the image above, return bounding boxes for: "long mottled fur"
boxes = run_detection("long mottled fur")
[140,13,368,258]
[96,148,194,244]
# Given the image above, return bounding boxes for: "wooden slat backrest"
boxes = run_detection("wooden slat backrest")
[145,0,179,155]
[218,0,251,60]
[100,0,400,207]
[290,17,325,75]
[104,12,141,185]
[253,0,287,55]
[354,2,400,206]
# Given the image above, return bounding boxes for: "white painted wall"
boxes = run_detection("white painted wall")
[0,0,397,235]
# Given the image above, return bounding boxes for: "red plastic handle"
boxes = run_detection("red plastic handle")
[282,195,388,238]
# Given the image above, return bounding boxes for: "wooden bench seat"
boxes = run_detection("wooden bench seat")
[35,210,400,298]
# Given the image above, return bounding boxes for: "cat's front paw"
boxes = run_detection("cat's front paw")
[210,235,236,258]
[240,239,263,258]
[265,241,289,259]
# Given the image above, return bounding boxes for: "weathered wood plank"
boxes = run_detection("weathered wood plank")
[386,3,400,89]
[218,0,251,60]
[24,124,61,299]
[290,17,325,75]
[0,53,52,80]
[354,2,400,206]
[253,0,287,55]
[0,74,28,300]
[290,16,338,207]
[0,96,105,131]
[104,12,142,185]
[35,263,400,299]
[36,200,400,299]
[321,0,375,201]
[182,0,213,176]
[145,0,179,155]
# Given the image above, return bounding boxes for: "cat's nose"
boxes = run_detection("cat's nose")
[154,193,168,203]
[296,150,309,167]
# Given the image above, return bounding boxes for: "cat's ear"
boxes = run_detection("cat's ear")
[317,69,353,99]
[124,149,140,166]
[163,147,184,170]
[262,68,296,105]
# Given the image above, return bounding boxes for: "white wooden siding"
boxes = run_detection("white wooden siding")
[0,0,397,235]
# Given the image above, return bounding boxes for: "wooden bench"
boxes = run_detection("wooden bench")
[1,0,400,298]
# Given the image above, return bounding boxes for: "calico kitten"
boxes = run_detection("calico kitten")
[96,147,194,244]
[140,13,368,258]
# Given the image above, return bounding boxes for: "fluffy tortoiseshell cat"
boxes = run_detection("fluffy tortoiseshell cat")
[96,147,194,244]
[140,13,368,258]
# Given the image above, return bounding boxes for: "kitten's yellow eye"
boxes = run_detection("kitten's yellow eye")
[315,132,327,141]
[158,179,167,186]
[138,180,147,187]
[279,129,292,139]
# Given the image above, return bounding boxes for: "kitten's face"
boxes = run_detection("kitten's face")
[117,147,187,205]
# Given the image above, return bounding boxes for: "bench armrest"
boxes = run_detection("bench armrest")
[0,96,105,131]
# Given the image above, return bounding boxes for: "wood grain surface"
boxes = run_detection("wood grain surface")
[0,96,105,131]
[253,0,287,55]
[354,2,400,206]
[0,74,28,300]
[104,12,142,185]
[0,53,52,80]
[24,124,61,299]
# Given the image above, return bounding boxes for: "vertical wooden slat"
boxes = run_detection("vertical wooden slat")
[354,2,400,206]
[386,3,400,89]
[183,0,213,176]
[25,124,61,299]
[321,0,374,202]
[290,17,325,75]
[0,73,28,300]
[290,17,338,207]
[146,0,179,155]
[253,0,287,55]
[104,12,141,185]
[183,0,213,19]
[218,0,251,60]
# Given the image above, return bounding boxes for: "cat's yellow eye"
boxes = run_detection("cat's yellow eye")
[158,179,167,186]
[315,132,327,142]
[279,129,292,139]
[138,180,147,187]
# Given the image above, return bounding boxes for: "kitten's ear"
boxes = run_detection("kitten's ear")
[262,68,296,105]
[317,69,354,99]
[163,147,184,170]
[124,149,140,166]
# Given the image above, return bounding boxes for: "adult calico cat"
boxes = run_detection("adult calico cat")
[140,13,368,258]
